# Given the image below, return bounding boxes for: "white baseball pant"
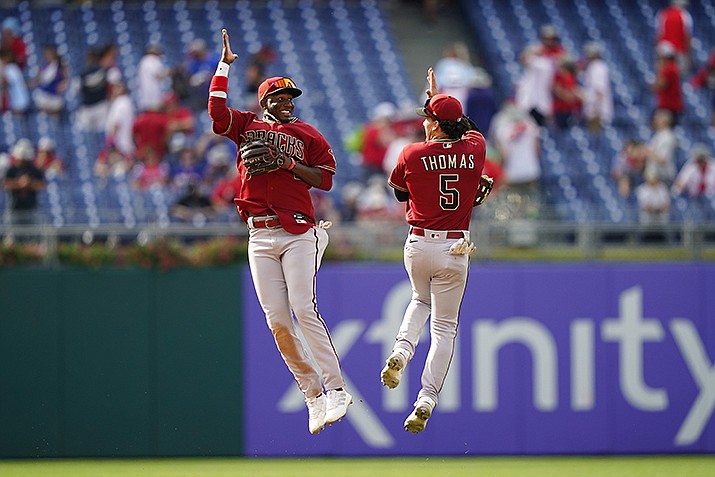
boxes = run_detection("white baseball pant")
[392,231,470,407]
[248,224,344,399]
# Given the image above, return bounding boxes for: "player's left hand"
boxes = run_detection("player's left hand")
[449,238,476,255]
[240,139,285,176]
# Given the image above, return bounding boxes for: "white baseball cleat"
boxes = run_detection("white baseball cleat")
[306,393,327,434]
[404,398,435,434]
[381,350,408,389]
[324,389,352,425]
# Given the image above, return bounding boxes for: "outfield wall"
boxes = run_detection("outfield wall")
[0,268,244,458]
[1,263,713,457]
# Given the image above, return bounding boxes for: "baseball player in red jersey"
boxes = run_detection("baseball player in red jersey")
[208,29,351,435]
[383,67,489,434]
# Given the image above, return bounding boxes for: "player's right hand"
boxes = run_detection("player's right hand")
[221,28,238,64]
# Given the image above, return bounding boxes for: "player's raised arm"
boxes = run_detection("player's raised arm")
[208,28,238,133]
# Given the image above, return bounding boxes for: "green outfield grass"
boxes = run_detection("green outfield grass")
[1,456,714,477]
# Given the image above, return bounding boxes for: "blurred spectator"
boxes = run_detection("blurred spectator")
[243,44,277,114]
[3,138,45,226]
[132,103,170,163]
[538,24,566,68]
[611,138,648,199]
[94,141,133,181]
[551,55,582,130]
[99,42,123,95]
[671,143,715,198]
[201,141,234,187]
[635,170,671,225]
[170,181,214,224]
[656,0,692,74]
[360,102,398,182]
[105,81,136,158]
[652,41,683,125]
[210,164,241,215]
[0,54,4,110]
[0,47,30,114]
[433,42,479,107]
[464,68,498,134]
[645,109,678,185]
[183,38,220,112]
[310,188,342,225]
[170,146,206,192]
[193,130,235,175]
[76,47,109,133]
[382,125,423,177]
[33,137,64,179]
[0,17,27,70]
[515,43,553,126]
[355,175,402,222]
[137,44,171,111]
[482,140,505,194]
[489,99,542,210]
[691,47,715,126]
[581,41,613,133]
[131,145,169,190]
[164,92,196,147]
[338,181,363,223]
[30,44,70,117]
[0,146,10,179]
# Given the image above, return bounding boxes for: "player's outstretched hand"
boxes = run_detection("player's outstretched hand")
[425,67,438,99]
[221,28,238,64]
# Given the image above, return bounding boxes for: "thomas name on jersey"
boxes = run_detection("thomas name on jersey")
[419,153,476,171]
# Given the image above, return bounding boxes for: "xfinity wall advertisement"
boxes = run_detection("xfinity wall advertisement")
[242,263,715,455]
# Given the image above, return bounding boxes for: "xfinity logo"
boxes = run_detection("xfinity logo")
[473,286,715,446]
[277,283,714,448]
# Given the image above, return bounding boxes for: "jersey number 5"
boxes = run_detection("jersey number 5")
[439,174,460,210]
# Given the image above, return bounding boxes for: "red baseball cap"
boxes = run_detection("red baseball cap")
[416,94,463,122]
[257,76,303,103]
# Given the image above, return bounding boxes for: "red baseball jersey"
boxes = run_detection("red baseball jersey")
[656,58,684,113]
[388,130,486,230]
[656,6,692,54]
[208,94,336,234]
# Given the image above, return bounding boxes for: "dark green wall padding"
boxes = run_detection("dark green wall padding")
[0,267,244,458]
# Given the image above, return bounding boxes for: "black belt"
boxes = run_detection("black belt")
[410,227,464,239]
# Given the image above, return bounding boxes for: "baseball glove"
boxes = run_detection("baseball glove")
[473,175,494,206]
[448,237,477,255]
[240,139,285,176]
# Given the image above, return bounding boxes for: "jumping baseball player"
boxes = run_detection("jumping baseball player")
[383,67,491,434]
[208,28,351,435]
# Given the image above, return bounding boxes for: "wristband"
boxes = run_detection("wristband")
[215,61,230,77]
[286,157,296,171]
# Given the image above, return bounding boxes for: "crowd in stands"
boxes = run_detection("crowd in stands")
[0,16,260,229]
[2,0,715,236]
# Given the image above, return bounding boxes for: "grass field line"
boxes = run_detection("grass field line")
[1,455,714,477]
